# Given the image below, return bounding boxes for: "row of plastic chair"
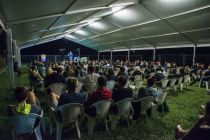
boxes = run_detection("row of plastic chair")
[9,89,167,140]
[49,90,167,140]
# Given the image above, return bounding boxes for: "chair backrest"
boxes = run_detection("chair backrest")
[48,83,66,95]
[137,96,154,113]
[184,75,190,83]
[170,78,177,87]
[161,79,169,88]
[178,77,183,84]
[134,79,142,89]
[84,75,97,93]
[114,98,132,116]
[91,100,112,118]
[76,81,83,93]
[134,75,141,81]
[165,68,171,77]
[9,113,41,135]
[107,80,115,90]
[140,68,146,74]
[156,90,167,104]
[56,103,83,124]
[129,70,135,76]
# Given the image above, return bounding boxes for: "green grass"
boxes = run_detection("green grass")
[0,66,209,140]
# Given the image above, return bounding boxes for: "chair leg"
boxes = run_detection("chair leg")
[41,117,46,135]
[56,123,62,140]
[111,116,117,130]
[162,104,164,116]
[11,129,17,140]
[127,116,130,127]
[50,122,53,135]
[34,123,42,140]
[88,117,95,136]
[205,82,209,91]
[180,83,183,91]
[199,80,202,88]
[76,120,81,139]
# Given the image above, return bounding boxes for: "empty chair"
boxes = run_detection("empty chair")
[76,81,83,93]
[132,96,154,120]
[199,79,210,90]
[165,68,171,78]
[156,90,168,115]
[177,77,184,91]
[48,83,66,96]
[161,79,169,89]
[107,80,115,90]
[169,78,177,92]
[111,98,132,129]
[50,103,83,140]
[183,75,191,89]
[86,99,112,136]
[9,111,43,140]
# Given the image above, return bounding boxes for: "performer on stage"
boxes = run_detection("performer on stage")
[67,51,73,61]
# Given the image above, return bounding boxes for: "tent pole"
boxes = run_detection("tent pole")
[6,28,15,88]
[153,46,156,61]
[193,44,197,66]
[98,51,100,62]
[128,48,130,62]
[110,50,113,62]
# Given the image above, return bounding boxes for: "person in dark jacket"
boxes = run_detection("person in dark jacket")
[112,75,133,102]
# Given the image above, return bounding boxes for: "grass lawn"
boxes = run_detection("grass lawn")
[0,66,209,140]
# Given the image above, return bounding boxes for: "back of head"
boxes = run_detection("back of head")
[108,68,114,75]
[95,66,100,73]
[97,76,107,88]
[138,87,148,98]
[66,77,78,92]
[147,78,155,87]
[57,67,63,74]
[117,75,127,88]
[88,65,94,74]
[74,68,80,77]
[120,66,125,73]
[15,87,29,102]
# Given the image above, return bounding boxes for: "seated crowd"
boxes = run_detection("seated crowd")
[8,59,210,139]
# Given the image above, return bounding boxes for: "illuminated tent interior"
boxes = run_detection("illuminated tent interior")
[0,0,210,51]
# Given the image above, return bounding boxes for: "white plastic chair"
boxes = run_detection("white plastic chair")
[76,81,83,93]
[133,96,154,120]
[165,68,171,78]
[50,103,84,140]
[86,99,112,136]
[107,80,115,90]
[177,77,184,91]
[161,79,169,89]
[169,78,177,92]
[183,75,191,89]
[48,83,66,96]
[199,80,209,91]
[156,90,168,115]
[111,98,132,129]
[9,111,43,140]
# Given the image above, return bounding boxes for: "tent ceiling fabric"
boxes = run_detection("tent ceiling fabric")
[0,0,209,50]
